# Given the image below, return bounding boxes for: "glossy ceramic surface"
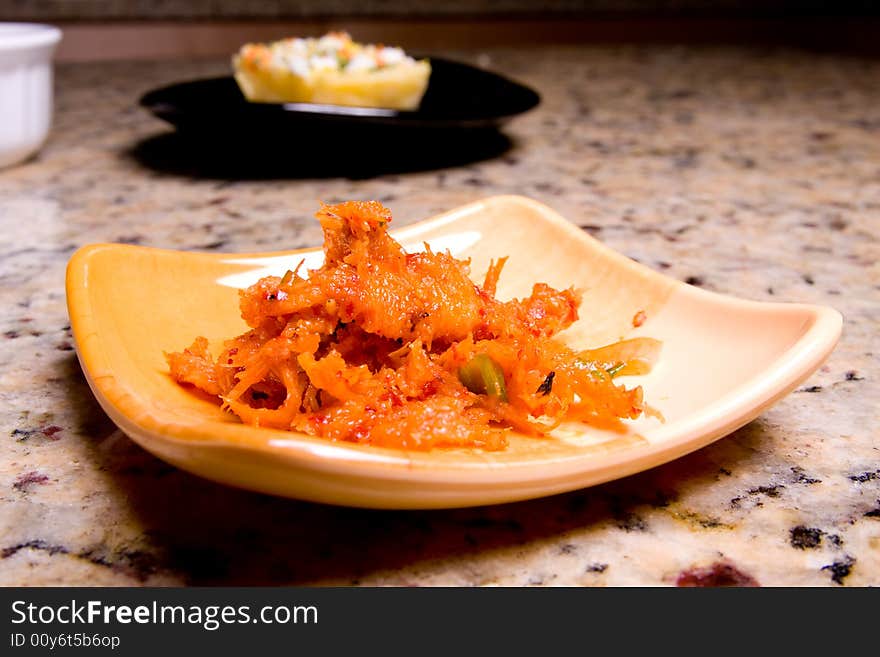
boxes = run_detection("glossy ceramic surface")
[0,23,61,168]
[139,58,541,132]
[66,196,842,509]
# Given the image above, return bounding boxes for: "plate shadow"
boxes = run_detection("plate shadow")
[126,127,513,180]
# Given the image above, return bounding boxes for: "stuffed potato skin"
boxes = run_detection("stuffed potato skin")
[232,32,431,110]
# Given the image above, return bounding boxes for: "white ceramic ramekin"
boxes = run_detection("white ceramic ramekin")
[0,23,61,169]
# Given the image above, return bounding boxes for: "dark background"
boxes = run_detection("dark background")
[1,1,879,21]
[5,0,880,61]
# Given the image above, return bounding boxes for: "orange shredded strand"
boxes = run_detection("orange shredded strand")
[167,201,657,451]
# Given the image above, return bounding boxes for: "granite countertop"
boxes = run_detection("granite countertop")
[0,45,877,586]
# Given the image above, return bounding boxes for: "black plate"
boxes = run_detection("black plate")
[139,57,540,133]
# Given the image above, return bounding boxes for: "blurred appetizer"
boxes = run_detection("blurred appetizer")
[232,31,431,110]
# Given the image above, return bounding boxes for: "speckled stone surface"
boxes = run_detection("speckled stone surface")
[0,46,877,586]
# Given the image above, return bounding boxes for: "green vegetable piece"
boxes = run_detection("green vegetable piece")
[606,362,625,377]
[458,354,508,402]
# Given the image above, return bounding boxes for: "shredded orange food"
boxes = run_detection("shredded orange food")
[167,201,660,451]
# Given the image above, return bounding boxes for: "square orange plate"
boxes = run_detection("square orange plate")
[66,196,841,509]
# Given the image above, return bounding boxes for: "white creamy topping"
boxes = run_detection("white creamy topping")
[378,47,406,66]
[345,53,376,73]
[317,33,347,52]
[263,32,416,78]
[309,54,339,72]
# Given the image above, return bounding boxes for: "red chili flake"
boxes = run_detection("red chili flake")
[676,560,759,587]
[41,425,63,440]
[309,414,328,427]
[382,388,405,406]
[632,310,647,327]
[13,471,50,491]
[352,422,370,442]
